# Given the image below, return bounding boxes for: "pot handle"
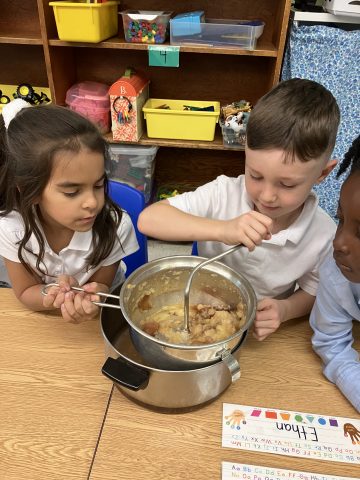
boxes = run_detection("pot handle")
[218,349,241,382]
[102,357,150,391]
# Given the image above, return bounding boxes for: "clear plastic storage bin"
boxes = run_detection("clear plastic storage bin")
[170,18,265,49]
[121,10,172,44]
[108,145,158,203]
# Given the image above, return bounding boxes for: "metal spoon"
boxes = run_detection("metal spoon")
[183,243,243,333]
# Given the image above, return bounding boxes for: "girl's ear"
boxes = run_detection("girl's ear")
[315,159,337,184]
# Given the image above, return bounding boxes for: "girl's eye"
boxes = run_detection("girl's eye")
[250,174,262,181]
[95,183,105,190]
[63,191,78,198]
[280,183,296,189]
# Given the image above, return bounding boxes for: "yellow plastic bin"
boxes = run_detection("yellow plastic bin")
[50,1,119,43]
[142,99,220,141]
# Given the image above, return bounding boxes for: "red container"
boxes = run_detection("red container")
[66,81,110,134]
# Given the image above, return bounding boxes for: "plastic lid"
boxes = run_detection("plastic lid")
[109,144,158,156]
[121,10,172,21]
[66,81,110,109]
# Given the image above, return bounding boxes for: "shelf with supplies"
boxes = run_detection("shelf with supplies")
[2,0,291,189]
[104,131,245,151]
[48,36,278,57]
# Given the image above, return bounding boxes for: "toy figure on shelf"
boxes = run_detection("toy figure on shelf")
[220,100,252,148]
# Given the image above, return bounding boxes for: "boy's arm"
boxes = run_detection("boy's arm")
[254,289,315,341]
[138,200,273,250]
[310,283,360,413]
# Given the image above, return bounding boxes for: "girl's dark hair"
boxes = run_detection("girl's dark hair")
[337,134,360,178]
[246,78,340,162]
[0,104,123,276]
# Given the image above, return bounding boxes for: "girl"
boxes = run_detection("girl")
[310,134,360,413]
[0,99,139,323]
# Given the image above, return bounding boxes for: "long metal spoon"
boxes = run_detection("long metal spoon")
[183,243,243,333]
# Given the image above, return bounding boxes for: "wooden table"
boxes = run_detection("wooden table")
[0,289,359,479]
[0,289,111,479]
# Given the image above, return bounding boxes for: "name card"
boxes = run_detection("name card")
[222,404,360,464]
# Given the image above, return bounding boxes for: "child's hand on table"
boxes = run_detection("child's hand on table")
[253,298,287,341]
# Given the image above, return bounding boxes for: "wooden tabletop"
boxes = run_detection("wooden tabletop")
[0,289,111,479]
[0,289,359,479]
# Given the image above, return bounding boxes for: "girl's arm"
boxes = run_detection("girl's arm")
[4,258,53,311]
[138,200,273,251]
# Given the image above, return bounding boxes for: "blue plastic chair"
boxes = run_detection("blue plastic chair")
[108,180,148,277]
[191,242,198,256]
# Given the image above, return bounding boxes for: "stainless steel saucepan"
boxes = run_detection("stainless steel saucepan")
[42,255,257,372]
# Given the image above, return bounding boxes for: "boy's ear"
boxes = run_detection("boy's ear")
[315,159,337,184]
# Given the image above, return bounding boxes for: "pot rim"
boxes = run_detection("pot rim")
[119,255,257,351]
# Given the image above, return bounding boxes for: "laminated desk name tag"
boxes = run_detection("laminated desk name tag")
[222,403,360,464]
[222,462,354,480]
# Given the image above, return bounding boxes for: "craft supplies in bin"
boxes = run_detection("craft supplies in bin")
[66,81,111,134]
[220,100,252,148]
[170,17,265,49]
[142,99,220,141]
[121,10,172,44]
[108,145,158,203]
[109,69,149,142]
[49,1,119,43]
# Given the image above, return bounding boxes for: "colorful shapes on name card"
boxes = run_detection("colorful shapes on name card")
[247,408,340,427]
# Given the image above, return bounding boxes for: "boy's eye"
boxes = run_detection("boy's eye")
[95,183,105,190]
[250,174,262,180]
[280,183,296,189]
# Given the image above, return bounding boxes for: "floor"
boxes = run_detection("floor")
[148,239,192,261]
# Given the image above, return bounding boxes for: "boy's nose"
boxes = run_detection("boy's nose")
[333,229,350,254]
[260,185,277,203]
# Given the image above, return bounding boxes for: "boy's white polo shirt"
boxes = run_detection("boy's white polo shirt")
[168,175,336,300]
[0,210,138,286]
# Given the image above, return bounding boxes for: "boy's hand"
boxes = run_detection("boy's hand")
[42,275,79,309]
[223,211,272,251]
[253,298,287,341]
[60,282,103,324]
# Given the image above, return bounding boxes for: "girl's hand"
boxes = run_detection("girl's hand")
[60,282,103,324]
[42,275,79,310]
[253,298,287,341]
[222,211,273,250]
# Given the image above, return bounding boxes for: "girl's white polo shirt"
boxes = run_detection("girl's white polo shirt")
[168,175,336,300]
[0,210,138,286]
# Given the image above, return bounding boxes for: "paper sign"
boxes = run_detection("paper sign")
[222,404,360,464]
[222,462,355,480]
[148,45,180,67]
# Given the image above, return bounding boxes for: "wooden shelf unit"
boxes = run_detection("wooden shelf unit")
[2,0,291,187]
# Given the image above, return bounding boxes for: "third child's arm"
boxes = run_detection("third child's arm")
[138,200,272,251]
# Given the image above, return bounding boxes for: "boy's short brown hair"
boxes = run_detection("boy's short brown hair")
[246,78,340,162]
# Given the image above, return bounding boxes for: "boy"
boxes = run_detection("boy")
[138,78,340,341]
[310,135,360,412]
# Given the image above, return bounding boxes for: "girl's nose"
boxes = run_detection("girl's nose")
[82,192,97,210]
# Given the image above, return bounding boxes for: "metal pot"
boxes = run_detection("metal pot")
[119,256,256,370]
[101,301,248,409]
